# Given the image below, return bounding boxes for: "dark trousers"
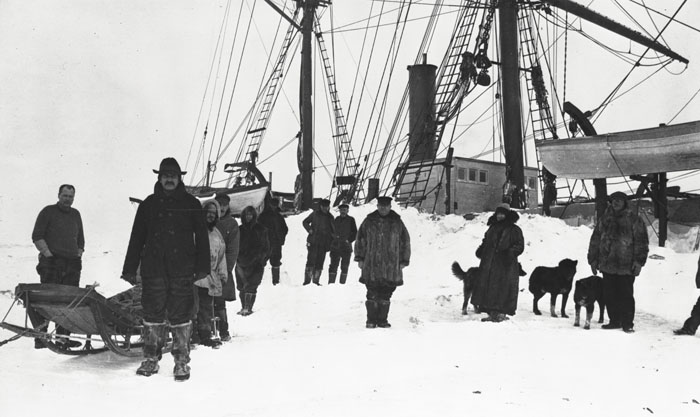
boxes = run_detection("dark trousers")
[35,254,82,336]
[195,287,215,339]
[681,295,700,333]
[306,245,328,270]
[365,283,396,302]
[141,274,194,325]
[329,250,352,274]
[214,296,229,337]
[236,264,264,294]
[602,273,635,328]
[269,245,283,267]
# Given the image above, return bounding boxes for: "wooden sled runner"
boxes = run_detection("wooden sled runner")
[0,283,154,357]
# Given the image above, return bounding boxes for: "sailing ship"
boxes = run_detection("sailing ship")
[182,0,698,218]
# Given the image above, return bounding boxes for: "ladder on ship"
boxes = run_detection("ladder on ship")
[314,16,363,204]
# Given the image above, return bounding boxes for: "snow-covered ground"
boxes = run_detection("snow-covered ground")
[1,203,700,417]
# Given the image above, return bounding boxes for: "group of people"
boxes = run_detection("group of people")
[30,157,700,383]
[31,157,412,381]
[471,191,650,333]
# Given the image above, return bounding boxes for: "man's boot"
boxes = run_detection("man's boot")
[136,321,167,377]
[241,293,256,316]
[171,321,192,382]
[236,291,246,315]
[271,267,280,286]
[377,300,391,328]
[339,272,348,284]
[303,267,313,285]
[312,270,322,286]
[365,300,378,328]
[328,271,337,284]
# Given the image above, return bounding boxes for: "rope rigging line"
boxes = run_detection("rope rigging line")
[347,0,380,144]
[590,0,689,124]
[186,0,234,181]
[186,0,233,172]
[357,0,405,175]
[667,85,700,124]
[208,0,258,171]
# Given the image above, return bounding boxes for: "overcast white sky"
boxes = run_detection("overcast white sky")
[1,0,698,248]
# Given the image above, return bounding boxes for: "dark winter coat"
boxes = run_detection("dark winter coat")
[354,210,411,286]
[472,210,524,316]
[587,204,649,276]
[258,207,289,246]
[302,209,335,251]
[122,182,210,279]
[237,207,271,269]
[330,215,357,254]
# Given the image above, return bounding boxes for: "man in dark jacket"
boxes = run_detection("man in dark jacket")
[354,197,410,328]
[588,191,649,333]
[673,253,700,336]
[31,184,85,349]
[214,192,240,341]
[328,203,357,284]
[236,206,270,316]
[121,157,210,381]
[258,196,289,285]
[302,199,335,285]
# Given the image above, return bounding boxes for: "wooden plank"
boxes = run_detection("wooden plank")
[536,121,700,179]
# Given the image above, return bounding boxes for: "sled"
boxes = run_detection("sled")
[0,283,152,357]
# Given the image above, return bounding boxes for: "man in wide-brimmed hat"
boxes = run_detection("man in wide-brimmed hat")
[122,157,210,381]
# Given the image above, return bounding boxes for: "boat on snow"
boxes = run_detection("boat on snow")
[536,120,700,179]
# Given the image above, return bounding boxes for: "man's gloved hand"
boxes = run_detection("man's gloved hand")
[358,260,364,269]
[121,273,139,285]
[632,262,642,276]
[400,262,409,269]
[590,263,598,276]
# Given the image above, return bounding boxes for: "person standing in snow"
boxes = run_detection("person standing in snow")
[213,192,240,342]
[328,203,357,284]
[235,205,270,316]
[673,252,700,336]
[192,200,228,348]
[31,184,85,349]
[472,203,524,323]
[354,196,411,328]
[258,196,289,286]
[302,198,335,285]
[121,157,210,381]
[588,191,649,333]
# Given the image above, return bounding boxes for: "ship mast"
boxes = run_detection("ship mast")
[498,0,687,209]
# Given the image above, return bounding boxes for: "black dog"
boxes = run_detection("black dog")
[573,275,606,330]
[528,258,578,318]
[451,262,479,315]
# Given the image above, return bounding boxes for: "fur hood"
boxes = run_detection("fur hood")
[486,209,520,226]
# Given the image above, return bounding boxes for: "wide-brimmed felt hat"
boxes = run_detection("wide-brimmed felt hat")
[338,203,349,209]
[319,198,331,207]
[153,157,187,175]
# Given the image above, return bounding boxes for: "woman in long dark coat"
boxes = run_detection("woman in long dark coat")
[472,203,524,322]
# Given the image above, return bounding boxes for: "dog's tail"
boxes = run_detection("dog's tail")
[451,261,469,281]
